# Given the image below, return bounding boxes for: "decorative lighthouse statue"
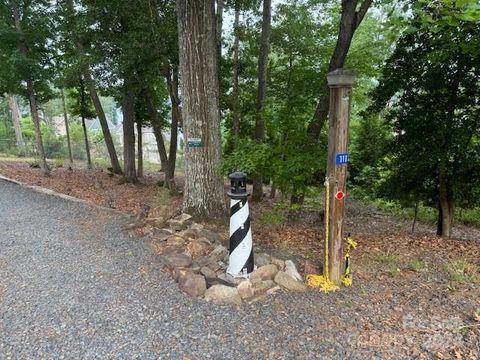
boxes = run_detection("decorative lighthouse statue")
[227,171,254,277]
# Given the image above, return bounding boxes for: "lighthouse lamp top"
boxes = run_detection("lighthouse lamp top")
[327,69,356,87]
[229,171,247,195]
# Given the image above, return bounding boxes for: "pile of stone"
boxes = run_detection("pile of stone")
[151,213,308,305]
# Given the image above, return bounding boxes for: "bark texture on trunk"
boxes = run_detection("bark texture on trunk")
[79,77,92,169]
[61,88,73,167]
[165,67,181,192]
[8,94,26,156]
[216,0,224,65]
[136,120,143,178]
[252,0,272,202]
[122,85,137,183]
[12,6,49,174]
[307,0,372,139]
[231,1,241,144]
[144,87,168,171]
[438,164,454,239]
[26,81,50,174]
[177,0,226,221]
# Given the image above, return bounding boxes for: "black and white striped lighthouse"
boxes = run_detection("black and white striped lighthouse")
[227,171,254,277]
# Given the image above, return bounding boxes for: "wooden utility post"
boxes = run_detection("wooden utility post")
[324,69,355,284]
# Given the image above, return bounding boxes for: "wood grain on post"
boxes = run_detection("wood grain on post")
[325,69,355,284]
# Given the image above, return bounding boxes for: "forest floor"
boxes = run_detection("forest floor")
[1,158,479,359]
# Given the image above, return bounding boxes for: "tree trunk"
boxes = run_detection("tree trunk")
[269,182,276,199]
[136,120,143,178]
[26,81,50,175]
[232,1,241,145]
[8,94,26,156]
[216,0,224,64]
[122,84,137,183]
[85,71,122,174]
[176,0,226,221]
[411,199,419,233]
[79,77,92,169]
[144,87,168,171]
[165,67,181,192]
[438,165,454,238]
[12,5,49,174]
[307,0,372,139]
[65,0,122,174]
[252,0,272,202]
[61,88,73,168]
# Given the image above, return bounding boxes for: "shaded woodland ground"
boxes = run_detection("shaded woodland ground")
[1,159,479,358]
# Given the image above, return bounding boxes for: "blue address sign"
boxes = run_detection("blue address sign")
[335,153,349,165]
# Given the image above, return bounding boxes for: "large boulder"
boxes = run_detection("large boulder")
[204,285,242,305]
[274,271,307,292]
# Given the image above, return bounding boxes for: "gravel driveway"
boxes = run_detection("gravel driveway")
[2,179,477,360]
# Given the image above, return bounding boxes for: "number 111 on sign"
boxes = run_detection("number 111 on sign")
[335,153,349,165]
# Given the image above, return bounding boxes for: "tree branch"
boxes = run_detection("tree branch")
[355,0,373,29]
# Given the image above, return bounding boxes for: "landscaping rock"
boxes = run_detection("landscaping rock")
[167,213,193,231]
[285,260,303,282]
[179,273,206,297]
[255,252,272,267]
[154,244,184,256]
[187,240,212,258]
[217,273,235,285]
[178,228,197,241]
[208,245,229,263]
[190,223,204,231]
[204,285,242,305]
[205,277,234,288]
[196,228,223,244]
[163,252,192,270]
[151,228,173,242]
[146,217,166,228]
[250,264,279,281]
[274,271,307,292]
[271,257,285,270]
[192,256,211,268]
[251,279,276,294]
[237,280,254,300]
[266,285,282,295]
[173,268,198,282]
[200,266,217,279]
[166,235,186,247]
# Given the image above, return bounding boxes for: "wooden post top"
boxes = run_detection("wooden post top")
[327,69,356,87]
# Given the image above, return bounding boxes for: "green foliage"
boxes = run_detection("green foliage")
[222,138,272,176]
[409,258,426,273]
[370,14,480,220]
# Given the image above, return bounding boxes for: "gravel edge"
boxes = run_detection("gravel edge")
[0,174,127,216]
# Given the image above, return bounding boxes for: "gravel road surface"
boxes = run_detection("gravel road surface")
[4,178,471,360]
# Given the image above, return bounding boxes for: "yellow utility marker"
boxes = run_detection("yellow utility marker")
[306,179,357,292]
